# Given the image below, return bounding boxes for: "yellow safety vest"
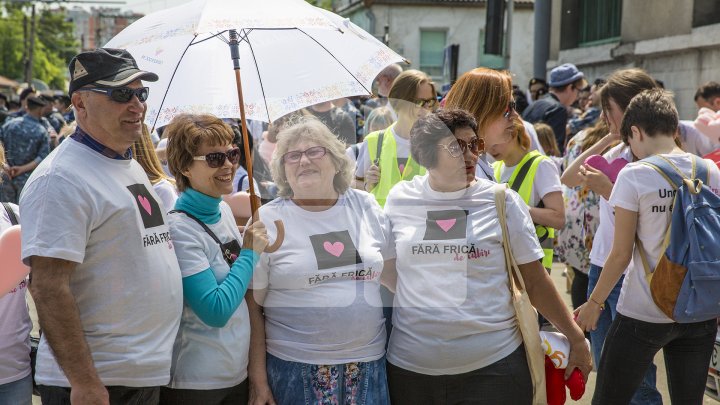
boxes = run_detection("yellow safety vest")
[493,150,555,268]
[366,124,426,207]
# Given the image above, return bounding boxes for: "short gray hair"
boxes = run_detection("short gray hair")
[270,118,353,198]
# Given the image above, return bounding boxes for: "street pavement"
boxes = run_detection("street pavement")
[26,262,719,404]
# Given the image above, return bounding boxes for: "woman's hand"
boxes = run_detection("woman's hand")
[565,337,593,382]
[573,301,602,332]
[249,380,276,405]
[242,220,269,254]
[579,165,613,199]
[364,164,380,191]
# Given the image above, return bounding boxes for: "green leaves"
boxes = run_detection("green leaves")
[0,3,78,90]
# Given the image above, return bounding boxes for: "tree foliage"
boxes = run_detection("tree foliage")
[0,2,78,90]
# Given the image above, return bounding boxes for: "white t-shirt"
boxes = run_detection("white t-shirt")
[611,153,720,323]
[20,139,183,387]
[589,143,634,267]
[154,178,178,212]
[385,175,544,375]
[679,120,717,157]
[0,203,32,385]
[496,157,562,207]
[354,125,410,179]
[251,189,392,364]
[167,203,250,389]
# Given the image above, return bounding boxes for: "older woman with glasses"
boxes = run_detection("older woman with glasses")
[382,109,590,404]
[247,118,393,404]
[161,114,269,405]
[355,69,437,207]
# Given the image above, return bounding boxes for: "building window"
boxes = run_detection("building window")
[420,30,446,78]
[578,0,622,46]
[478,29,505,69]
[693,0,720,28]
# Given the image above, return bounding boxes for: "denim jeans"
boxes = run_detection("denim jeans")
[159,379,247,405]
[588,264,662,405]
[593,314,716,405]
[266,352,389,405]
[387,344,532,405]
[37,384,160,405]
[0,373,32,405]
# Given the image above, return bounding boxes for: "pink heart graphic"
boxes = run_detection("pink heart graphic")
[137,195,152,215]
[584,155,629,183]
[436,218,456,233]
[323,241,345,257]
[398,164,405,173]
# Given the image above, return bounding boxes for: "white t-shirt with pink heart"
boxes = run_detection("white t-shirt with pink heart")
[251,189,393,364]
[384,175,544,375]
[0,203,31,386]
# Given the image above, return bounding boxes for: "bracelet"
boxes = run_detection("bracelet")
[588,296,605,311]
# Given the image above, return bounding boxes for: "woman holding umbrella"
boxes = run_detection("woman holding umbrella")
[247,118,392,404]
[161,114,269,405]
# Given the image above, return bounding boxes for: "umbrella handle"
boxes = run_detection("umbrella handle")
[264,220,285,253]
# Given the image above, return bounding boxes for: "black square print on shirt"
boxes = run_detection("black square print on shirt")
[309,230,362,270]
[127,184,164,229]
[423,209,468,240]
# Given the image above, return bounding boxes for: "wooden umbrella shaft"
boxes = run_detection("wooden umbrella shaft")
[233,68,260,215]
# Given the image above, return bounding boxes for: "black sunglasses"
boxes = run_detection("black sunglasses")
[193,148,241,168]
[77,86,150,103]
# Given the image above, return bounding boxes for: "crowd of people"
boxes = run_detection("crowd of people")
[1,44,720,405]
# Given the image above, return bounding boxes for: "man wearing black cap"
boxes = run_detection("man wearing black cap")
[0,95,51,203]
[522,63,587,154]
[20,48,182,405]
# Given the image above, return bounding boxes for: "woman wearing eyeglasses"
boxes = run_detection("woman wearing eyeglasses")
[160,114,269,405]
[355,69,437,207]
[246,118,392,405]
[444,68,564,271]
[382,109,590,404]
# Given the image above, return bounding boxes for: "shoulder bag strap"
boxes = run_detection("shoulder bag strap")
[169,209,225,247]
[493,183,528,293]
[374,131,384,166]
[2,202,18,225]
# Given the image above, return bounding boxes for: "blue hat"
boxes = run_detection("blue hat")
[548,63,585,87]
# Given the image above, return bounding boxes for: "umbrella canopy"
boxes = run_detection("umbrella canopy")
[105,0,406,129]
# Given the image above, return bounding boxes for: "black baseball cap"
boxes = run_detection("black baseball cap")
[68,48,158,96]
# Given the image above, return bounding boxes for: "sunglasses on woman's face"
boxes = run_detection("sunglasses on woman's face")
[193,148,241,168]
[438,137,483,158]
[414,98,438,109]
[281,146,327,164]
[76,86,150,103]
[504,100,517,120]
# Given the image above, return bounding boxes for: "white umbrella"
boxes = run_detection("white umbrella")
[105,0,406,128]
[106,0,406,250]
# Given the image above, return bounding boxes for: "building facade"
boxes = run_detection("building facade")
[67,7,143,52]
[551,0,720,119]
[334,0,536,93]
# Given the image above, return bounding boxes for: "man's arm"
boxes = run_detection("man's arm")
[29,256,108,405]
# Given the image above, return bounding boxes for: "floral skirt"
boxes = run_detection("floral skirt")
[266,352,389,405]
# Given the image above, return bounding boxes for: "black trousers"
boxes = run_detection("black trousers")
[159,379,248,405]
[37,385,160,405]
[387,344,532,405]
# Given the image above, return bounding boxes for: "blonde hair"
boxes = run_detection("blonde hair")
[444,68,514,137]
[270,118,352,198]
[533,123,560,157]
[165,114,235,192]
[388,69,436,114]
[0,143,5,183]
[133,124,174,185]
[364,106,395,136]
